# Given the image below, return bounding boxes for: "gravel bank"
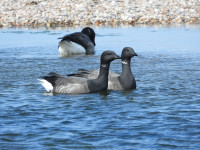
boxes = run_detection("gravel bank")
[0,0,199,27]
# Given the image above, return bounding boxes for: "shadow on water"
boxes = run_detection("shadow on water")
[98,90,111,99]
[41,90,111,99]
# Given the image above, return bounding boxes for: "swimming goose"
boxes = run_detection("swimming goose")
[58,27,96,56]
[67,47,138,90]
[38,50,120,94]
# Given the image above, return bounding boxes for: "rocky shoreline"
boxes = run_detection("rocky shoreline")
[0,0,199,28]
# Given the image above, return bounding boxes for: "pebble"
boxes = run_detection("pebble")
[0,0,199,28]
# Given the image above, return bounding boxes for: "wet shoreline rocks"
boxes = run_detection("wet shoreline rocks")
[0,0,199,28]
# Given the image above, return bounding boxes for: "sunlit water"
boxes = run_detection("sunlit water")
[0,26,200,149]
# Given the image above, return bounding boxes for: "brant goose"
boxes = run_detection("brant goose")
[58,27,96,56]
[38,50,120,94]
[67,47,138,90]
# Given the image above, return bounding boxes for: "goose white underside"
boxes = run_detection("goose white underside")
[58,41,85,56]
[38,79,53,92]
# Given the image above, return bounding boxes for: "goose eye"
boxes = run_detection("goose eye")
[87,29,91,35]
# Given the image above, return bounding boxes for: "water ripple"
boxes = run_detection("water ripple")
[0,26,200,149]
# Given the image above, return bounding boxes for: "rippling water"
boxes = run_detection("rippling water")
[0,26,200,149]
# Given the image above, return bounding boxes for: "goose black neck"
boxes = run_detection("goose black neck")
[87,62,110,93]
[97,63,110,79]
[121,58,132,78]
[91,62,110,92]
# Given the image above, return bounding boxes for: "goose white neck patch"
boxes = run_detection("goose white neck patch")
[122,61,128,65]
[101,64,107,68]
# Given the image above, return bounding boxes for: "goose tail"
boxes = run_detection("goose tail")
[38,78,53,92]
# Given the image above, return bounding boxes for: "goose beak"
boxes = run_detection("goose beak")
[134,52,138,56]
[115,54,121,59]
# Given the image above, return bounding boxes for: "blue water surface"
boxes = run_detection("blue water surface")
[0,25,200,149]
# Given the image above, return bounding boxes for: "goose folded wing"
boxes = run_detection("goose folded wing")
[53,77,90,94]
[108,76,123,91]
[67,68,119,80]
[60,32,91,49]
